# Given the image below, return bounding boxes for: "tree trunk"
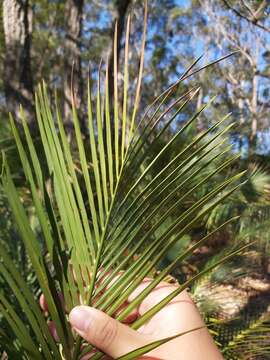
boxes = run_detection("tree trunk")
[3,0,34,123]
[64,0,84,130]
[249,68,258,151]
[108,0,132,101]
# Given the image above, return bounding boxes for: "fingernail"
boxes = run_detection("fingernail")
[69,306,92,332]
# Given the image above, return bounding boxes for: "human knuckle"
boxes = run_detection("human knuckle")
[96,318,118,348]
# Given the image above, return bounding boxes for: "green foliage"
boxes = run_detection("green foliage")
[206,166,270,248]
[222,312,270,360]
[0,6,249,358]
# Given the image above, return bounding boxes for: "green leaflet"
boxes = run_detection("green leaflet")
[116,326,205,360]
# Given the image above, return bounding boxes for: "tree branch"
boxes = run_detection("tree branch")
[221,0,270,33]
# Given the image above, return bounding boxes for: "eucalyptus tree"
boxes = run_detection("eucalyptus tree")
[2,0,34,123]
[64,0,84,128]
[171,0,270,155]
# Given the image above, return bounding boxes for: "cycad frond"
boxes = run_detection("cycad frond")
[0,3,248,359]
[222,311,270,360]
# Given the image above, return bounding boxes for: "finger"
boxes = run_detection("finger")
[39,292,66,314]
[137,282,182,315]
[39,293,48,312]
[113,301,138,323]
[48,321,60,342]
[69,305,147,358]
[69,263,92,289]
[94,271,139,322]
[127,280,190,315]
[127,278,152,305]
[94,270,122,294]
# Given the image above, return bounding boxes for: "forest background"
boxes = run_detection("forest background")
[0,1,270,359]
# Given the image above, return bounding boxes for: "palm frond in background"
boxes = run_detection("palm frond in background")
[222,310,270,360]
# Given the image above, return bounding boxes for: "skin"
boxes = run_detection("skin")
[41,278,224,359]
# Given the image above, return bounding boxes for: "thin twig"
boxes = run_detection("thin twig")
[221,0,270,33]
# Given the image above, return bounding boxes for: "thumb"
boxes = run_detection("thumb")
[69,305,146,358]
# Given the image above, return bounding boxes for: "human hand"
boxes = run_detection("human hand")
[66,280,223,359]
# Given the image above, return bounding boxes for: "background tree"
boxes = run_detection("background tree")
[2,0,34,123]
[108,0,132,100]
[64,0,84,127]
[171,0,270,155]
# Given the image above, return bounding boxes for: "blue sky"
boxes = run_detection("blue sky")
[175,0,190,6]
